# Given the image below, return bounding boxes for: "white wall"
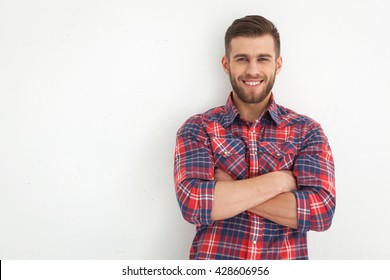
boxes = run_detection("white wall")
[0,0,389,259]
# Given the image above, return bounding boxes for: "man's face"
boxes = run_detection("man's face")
[222,35,282,105]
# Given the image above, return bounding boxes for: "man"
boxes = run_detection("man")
[174,15,335,260]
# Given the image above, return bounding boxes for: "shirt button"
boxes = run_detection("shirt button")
[252,240,257,245]
[276,153,281,157]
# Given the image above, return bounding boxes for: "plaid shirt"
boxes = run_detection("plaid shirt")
[174,93,336,260]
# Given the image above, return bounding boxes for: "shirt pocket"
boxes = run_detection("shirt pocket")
[211,137,247,180]
[258,141,297,173]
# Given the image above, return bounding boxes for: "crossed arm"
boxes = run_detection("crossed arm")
[211,168,298,229]
[175,118,336,232]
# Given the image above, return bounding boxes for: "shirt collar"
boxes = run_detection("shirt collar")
[266,93,281,126]
[224,92,281,127]
[224,93,240,126]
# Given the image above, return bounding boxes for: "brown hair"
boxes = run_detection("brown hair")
[224,15,280,57]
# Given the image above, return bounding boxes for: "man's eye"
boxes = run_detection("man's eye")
[259,58,269,62]
[237,58,247,62]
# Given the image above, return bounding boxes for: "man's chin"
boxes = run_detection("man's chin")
[237,91,268,104]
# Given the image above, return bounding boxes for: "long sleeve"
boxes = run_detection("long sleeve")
[292,122,336,232]
[174,116,215,226]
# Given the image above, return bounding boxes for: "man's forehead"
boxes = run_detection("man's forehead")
[229,35,276,57]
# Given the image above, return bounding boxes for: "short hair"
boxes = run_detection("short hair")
[224,15,281,57]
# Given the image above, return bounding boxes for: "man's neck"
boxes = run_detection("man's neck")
[232,92,271,122]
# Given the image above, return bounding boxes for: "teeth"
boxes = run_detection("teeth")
[244,81,261,86]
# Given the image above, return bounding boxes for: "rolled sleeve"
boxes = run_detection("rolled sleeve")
[174,116,215,225]
[176,179,215,225]
[293,123,336,232]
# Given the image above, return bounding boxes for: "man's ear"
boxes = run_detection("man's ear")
[222,56,230,74]
[276,56,283,75]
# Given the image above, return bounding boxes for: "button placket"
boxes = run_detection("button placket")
[248,123,259,178]
[247,213,262,259]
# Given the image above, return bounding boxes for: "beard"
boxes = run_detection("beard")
[229,72,276,104]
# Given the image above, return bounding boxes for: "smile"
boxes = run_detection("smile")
[243,80,263,86]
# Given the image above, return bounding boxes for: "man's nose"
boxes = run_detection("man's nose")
[246,60,260,76]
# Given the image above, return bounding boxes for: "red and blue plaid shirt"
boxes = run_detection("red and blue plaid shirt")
[174,93,336,260]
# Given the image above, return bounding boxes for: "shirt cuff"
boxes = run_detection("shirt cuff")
[197,180,215,225]
[178,178,216,226]
[292,190,311,232]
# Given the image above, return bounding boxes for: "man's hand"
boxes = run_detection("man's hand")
[214,168,234,181]
[271,170,297,193]
[215,168,297,193]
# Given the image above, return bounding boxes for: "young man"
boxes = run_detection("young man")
[174,15,336,260]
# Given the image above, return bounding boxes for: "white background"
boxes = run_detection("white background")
[1,0,389,259]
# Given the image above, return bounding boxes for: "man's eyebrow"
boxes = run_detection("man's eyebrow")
[232,53,273,59]
[233,54,249,59]
[258,53,273,58]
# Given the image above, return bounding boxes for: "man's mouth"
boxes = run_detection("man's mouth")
[243,80,263,87]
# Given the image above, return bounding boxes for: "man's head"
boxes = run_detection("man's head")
[222,15,282,108]
[225,15,280,58]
